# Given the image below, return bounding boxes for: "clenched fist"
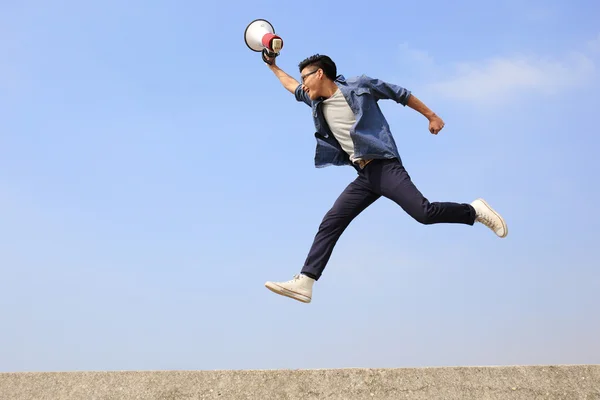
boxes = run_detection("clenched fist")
[428,114,445,135]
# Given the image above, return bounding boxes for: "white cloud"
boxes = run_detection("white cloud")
[399,35,599,107]
[398,42,435,68]
[427,52,596,105]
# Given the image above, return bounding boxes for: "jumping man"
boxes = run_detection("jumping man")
[263,53,507,304]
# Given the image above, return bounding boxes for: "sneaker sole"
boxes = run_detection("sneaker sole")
[477,198,508,238]
[264,282,311,303]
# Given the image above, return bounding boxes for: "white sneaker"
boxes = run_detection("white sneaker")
[471,198,508,238]
[265,274,314,303]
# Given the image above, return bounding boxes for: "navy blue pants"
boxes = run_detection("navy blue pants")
[301,158,476,280]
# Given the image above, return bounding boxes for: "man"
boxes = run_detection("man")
[263,53,507,304]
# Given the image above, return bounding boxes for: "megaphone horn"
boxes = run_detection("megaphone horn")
[244,19,283,64]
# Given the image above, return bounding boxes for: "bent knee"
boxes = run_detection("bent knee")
[412,212,435,225]
[408,205,436,224]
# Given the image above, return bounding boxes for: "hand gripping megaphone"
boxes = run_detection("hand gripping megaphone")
[244,19,283,65]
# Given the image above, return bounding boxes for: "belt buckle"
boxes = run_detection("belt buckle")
[356,159,371,169]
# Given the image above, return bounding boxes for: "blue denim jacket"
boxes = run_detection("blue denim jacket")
[294,74,412,169]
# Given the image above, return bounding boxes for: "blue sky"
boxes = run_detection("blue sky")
[1,0,599,372]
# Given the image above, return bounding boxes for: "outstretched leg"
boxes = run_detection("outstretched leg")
[301,175,380,280]
[373,159,476,225]
[264,174,379,303]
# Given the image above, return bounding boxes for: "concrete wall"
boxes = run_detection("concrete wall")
[1,365,599,400]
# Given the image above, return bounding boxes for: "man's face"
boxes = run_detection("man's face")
[300,66,322,100]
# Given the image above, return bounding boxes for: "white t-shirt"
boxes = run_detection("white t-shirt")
[322,88,358,162]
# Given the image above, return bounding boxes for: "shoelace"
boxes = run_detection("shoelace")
[477,213,499,231]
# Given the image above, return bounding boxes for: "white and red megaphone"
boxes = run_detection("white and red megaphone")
[244,19,283,65]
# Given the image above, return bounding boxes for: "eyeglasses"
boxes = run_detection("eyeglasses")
[300,69,319,83]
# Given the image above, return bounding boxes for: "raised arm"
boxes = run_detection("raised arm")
[265,55,311,106]
[265,56,300,93]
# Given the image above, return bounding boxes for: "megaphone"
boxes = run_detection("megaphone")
[244,19,283,65]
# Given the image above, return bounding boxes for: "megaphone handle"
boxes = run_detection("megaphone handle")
[262,48,278,65]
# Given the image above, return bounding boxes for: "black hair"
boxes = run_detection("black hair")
[298,54,337,80]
